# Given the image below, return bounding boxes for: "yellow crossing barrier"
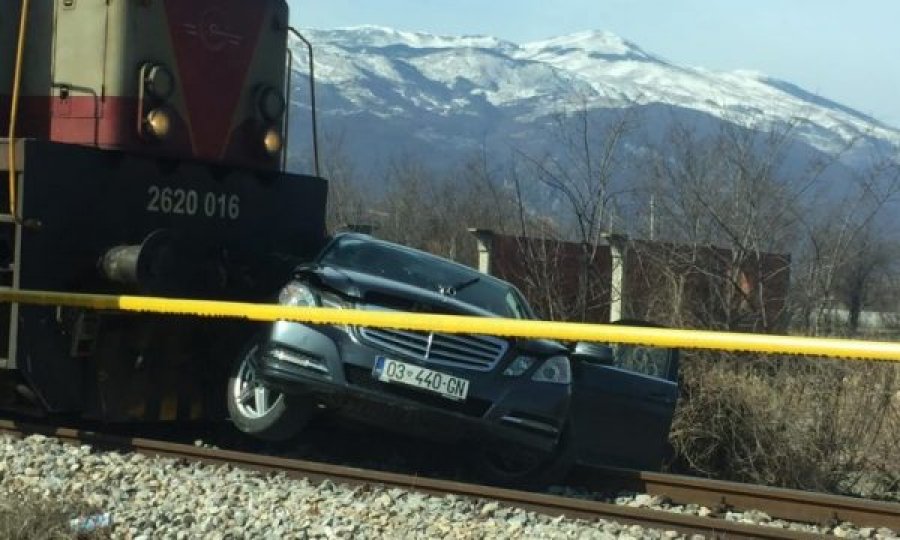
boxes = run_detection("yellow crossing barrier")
[1,288,899,362]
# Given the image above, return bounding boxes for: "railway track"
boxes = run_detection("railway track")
[580,466,900,532]
[1,418,898,539]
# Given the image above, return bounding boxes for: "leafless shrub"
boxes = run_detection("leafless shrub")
[0,493,107,539]
[670,353,900,496]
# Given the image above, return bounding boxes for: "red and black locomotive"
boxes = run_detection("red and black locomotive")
[0,0,327,422]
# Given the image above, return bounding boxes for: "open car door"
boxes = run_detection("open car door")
[569,326,680,471]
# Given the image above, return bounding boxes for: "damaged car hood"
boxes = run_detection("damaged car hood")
[297,265,567,356]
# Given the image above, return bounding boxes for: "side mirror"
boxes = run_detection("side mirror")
[572,342,614,365]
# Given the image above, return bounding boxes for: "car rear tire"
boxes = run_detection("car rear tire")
[226,337,311,442]
[473,428,574,489]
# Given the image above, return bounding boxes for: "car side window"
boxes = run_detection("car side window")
[610,344,671,379]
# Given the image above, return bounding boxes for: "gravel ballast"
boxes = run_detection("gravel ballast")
[0,433,897,539]
[548,488,900,539]
[0,434,694,539]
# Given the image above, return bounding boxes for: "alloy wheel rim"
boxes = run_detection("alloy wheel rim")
[233,346,282,419]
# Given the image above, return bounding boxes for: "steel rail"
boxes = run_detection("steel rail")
[0,419,874,539]
[582,466,900,531]
[1,288,900,362]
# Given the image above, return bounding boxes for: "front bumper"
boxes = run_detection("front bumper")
[254,320,570,454]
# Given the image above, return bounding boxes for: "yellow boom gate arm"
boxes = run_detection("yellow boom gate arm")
[1,289,899,363]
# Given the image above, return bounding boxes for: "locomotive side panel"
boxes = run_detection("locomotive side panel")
[49,1,122,146]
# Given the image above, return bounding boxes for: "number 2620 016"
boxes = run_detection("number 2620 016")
[146,185,240,220]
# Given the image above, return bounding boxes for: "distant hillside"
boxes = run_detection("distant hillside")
[286,26,899,189]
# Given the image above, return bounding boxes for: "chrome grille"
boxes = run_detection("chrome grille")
[358,326,508,371]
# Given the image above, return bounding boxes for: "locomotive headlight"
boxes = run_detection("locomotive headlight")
[143,64,175,101]
[144,108,172,139]
[263,127,283,156]
[257,86,286,122]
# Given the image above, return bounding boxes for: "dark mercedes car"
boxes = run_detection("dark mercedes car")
[226,234,680,484]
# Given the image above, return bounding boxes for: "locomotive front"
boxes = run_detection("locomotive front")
[3,0,296,168]
[0,0,328,422]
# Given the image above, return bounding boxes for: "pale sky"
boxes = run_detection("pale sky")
[290,0,900,128]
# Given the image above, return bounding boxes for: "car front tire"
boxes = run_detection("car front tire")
[226,337,310,442]
[473,427,574,489]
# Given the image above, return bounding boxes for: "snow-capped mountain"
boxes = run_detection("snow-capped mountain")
[286,26,900,177]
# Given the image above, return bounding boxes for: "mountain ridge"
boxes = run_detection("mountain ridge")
[287,26,899,174]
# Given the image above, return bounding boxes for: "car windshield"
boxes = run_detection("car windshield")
[319,236,533,319]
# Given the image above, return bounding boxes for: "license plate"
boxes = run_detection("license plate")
[373,357,469,401]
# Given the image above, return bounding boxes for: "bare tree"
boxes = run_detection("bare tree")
[320,130,370,232]
[372,151,526,265]
[791,150,900,336]
[625,119,810,330]
[515,101,637,321]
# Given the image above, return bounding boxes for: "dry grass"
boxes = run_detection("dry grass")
[0,494,108,540]
[669,353,900,498]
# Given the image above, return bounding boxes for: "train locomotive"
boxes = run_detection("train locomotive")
[0,0,328,422]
